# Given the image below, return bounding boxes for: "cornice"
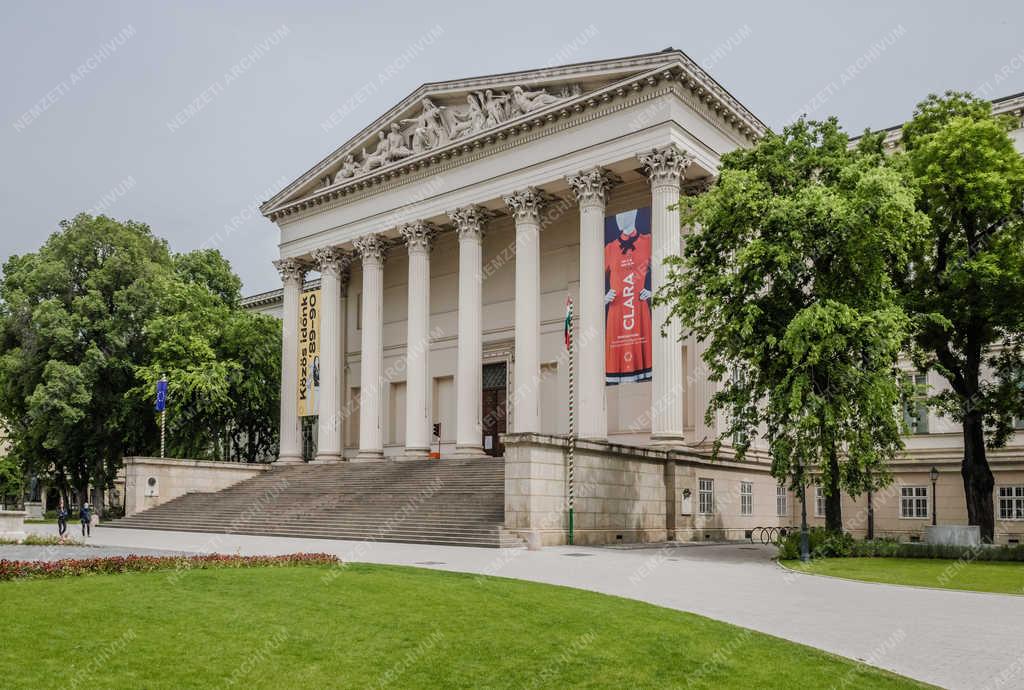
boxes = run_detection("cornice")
[262,57,767,223]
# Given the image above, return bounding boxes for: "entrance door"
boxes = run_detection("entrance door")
[481,362,507,457]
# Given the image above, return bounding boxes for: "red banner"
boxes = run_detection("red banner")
[604,207,652,385]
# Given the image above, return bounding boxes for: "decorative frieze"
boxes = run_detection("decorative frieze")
[353,234,388,264]
[399,221,438,253]
[566,167,621,208]
[638,145,694,188]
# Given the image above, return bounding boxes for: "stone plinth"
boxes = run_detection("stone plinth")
[0,510,27,541]
[25,501,44,520]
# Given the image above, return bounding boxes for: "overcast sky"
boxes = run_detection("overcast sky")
[2,0,1022,295]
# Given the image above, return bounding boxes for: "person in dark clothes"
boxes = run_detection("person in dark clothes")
[57,501,68,537]
[79,502,91,537]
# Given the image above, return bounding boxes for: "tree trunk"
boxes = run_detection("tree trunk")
[824,446,843,532]
[962,411,995,542]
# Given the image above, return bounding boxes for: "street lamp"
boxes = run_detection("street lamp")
[929,466,940,526]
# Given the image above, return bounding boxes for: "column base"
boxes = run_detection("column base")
[454,445,487,458]
[310,453,344,464]
[649,434,686,449]
[273,455,304,465]
[353,450,385,462]
[401,448,431,460]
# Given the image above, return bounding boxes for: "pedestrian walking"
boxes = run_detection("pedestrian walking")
[79,502,92,537]
[57,501,68,537]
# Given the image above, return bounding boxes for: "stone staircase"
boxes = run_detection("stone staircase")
[109,457,523,548]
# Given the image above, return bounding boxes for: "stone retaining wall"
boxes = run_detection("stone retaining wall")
[123,457,270,516]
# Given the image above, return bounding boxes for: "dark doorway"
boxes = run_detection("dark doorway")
[481,362,507,457]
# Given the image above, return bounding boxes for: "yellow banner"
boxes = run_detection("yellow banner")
[297,289,321,416]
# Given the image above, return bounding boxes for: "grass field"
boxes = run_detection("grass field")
[0,563,927,689]
[783,557,1024,595]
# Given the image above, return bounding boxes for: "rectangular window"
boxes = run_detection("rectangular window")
[776,485,788,517]
[999,486,1024,520]
[814,487,826,518]
[900,486,929,519]
[903,373,930,434]
[740,481,753,516]
[698,478,714,515]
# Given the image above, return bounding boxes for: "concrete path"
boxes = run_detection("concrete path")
[21,523,1024,690]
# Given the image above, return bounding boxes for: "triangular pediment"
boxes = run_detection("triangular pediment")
[261,49,767,218]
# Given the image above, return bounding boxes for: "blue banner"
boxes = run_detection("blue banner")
[155,379,168,412]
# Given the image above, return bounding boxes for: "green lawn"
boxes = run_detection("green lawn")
[783,557,1024,595]
[0,563,926,689]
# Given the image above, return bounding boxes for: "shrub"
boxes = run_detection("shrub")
[43,510,57,520]
[850,540,1024,561]
[0,553,341,581]
[778,527,854,560]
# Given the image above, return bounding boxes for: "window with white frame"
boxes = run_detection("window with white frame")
[902,373,930,434]
[900,486,929,519]
[776,485,788,517]
[740,481,753,516]
[698,478,714,515]
[999,486,1024,520]
[814,486,826,517]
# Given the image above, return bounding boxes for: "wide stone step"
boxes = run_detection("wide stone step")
[112,457,512,548]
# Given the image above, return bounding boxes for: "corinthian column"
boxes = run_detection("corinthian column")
[639,145,693,445]
[503,188,545,434]
[354,234,387,460]
[400,221,436,458]
[312,247,350,463]
[273,258,307,464]
[449,206,488,456]
[567,167,620,441]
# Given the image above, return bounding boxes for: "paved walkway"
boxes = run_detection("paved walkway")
[23,523,1024,690]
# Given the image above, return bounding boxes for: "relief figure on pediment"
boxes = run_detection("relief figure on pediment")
[335,154,361,181]
[362,130,389,170]
[449,93,487,138]
[510,86,560,116]
[386,123,413,160]
[403,98,451,152]
[480,89,511,127]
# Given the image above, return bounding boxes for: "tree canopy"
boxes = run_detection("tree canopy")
[0,214,281,502]
[655,118,928,529]
[886,92,1024,540]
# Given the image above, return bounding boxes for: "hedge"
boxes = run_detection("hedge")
[0,553,341,581]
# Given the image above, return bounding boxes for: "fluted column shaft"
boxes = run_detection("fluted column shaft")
[450,207,487,455]
[504,188,545,434]
[273,259,306,464]
[355,235,387,460]
[567,168,619,440]
[640,146,692,445]
[401,222,435,457]
[313,248,349,462]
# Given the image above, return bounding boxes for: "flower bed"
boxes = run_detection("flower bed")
[0,553,340,581]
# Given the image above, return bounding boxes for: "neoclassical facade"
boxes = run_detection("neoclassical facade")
[254,50,1024,545]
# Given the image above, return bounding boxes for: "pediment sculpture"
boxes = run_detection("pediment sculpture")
[330,84,582,185]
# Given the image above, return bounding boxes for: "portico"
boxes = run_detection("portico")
[260,51,765,466]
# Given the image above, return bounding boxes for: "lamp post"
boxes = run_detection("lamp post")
[929,465,939,526]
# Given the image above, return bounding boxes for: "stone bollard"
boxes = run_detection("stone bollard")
[525,531,543,551]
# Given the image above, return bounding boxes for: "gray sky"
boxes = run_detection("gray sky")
[2,0,1022,295]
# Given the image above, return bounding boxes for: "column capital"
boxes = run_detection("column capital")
[448,205,492,241]
[312,246,353,279]
[638,145,694,189]
[273,258,307,285]
[353,233,388,264]
[503,187,547,224]
[566,167,621,208]
[399,221,438,253]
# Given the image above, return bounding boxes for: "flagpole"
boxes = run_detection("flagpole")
[565,296,575,546]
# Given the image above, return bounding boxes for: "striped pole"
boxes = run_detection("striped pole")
[565,296,575,545]
[160,409,166,459]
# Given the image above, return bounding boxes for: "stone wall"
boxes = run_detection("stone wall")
[123,457,269,516]
[504,433,784,546]
[0,510,26,540]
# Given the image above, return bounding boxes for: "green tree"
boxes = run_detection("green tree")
[890,92,1024,542]
[0,215,170,502]
[0,217,282,504]
[655,118,927,530]
[128,249,280,462]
